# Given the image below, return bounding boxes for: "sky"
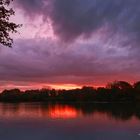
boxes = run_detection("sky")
[0,0,140,90]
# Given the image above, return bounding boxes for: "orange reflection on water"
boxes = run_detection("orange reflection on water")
[48,105,78,119]
[0,103,79,120]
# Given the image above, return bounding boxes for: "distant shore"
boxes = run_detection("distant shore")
[0,81,140,103]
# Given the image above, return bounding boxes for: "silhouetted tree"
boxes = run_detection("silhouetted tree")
[107,81,132,90]
[0,88,21,101]
[0,81,138,102]
[107,81,134,102]
[134,81,140,91]
[0,0,21,47]
[133,81,140,101]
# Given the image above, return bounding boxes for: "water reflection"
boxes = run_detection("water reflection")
[0,103,140,140]
[48,105,78,119]
[0,103,139,121]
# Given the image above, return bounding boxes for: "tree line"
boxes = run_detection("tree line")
[1,81,140,102]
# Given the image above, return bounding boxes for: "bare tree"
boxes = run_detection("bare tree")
[0,0,21,47]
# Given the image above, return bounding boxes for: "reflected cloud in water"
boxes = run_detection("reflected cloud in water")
[48,105,78,119]
[0,103,140,140]
[0,103,139,121]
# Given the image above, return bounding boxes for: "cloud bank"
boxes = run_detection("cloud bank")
[14,0,140,45]
[0,38,139,86]
[1,0,140,90]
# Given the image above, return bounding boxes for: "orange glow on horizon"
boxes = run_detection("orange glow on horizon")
[0,81,108,92]
[49,84,82,90]
[0,84,83,92]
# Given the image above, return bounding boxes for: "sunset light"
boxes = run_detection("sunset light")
[0,0,140,140]
[49,105,78,119]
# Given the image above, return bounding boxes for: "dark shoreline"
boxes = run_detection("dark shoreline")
[1,81,140,103]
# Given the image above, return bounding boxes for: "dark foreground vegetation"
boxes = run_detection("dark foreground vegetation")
[1,81,140,102]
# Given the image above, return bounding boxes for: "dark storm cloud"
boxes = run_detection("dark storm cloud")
[14,0,140,44]
[2,0,139,88]
[0,38,139,85]
[0,39,111,81]
[14,0,44,16]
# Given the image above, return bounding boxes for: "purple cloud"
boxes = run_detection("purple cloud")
[1,0,140,90]
[0,38,139,86]
[14,0,140,46]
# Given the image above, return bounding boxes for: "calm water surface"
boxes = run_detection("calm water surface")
[0,102,139,140]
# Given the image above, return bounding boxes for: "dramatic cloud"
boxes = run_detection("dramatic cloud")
[0,37,139,88]
[0,0,140,90]
[14,0,140,45]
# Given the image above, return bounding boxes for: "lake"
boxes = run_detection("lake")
[0,102,139,140]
